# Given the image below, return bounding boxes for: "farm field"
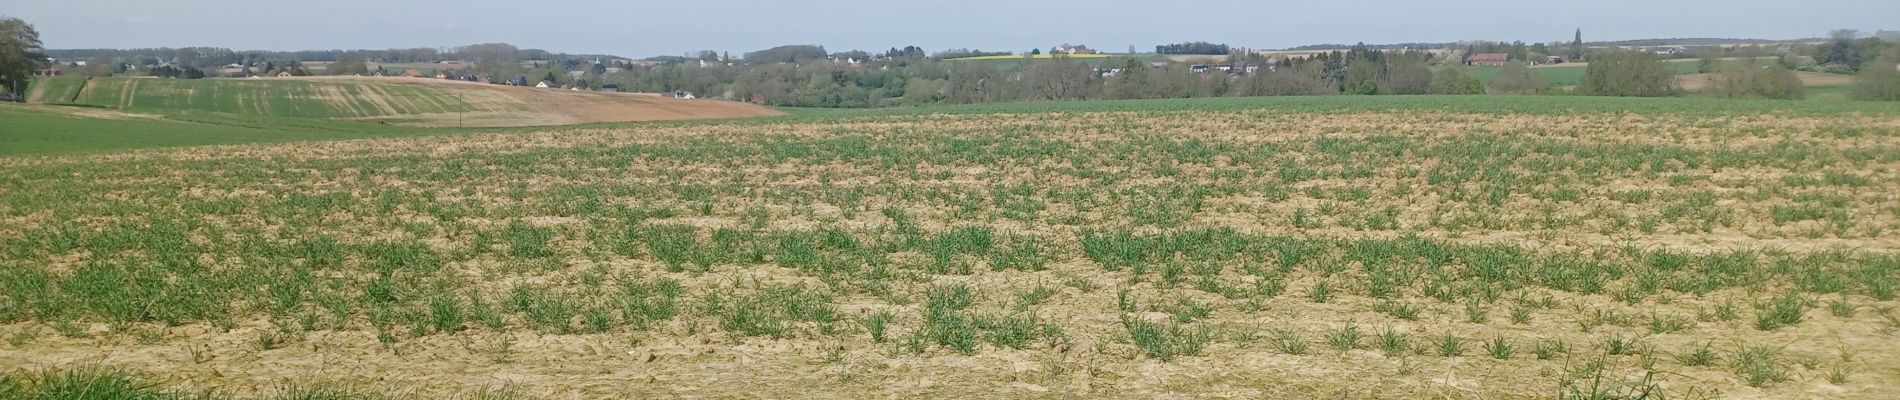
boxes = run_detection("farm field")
[25,76,87,104]
[0,104,431,156]
[2,96,1899,398]
[950,53,1115,61]
[31,76,781,127]
[1467,61,1702,87]
[1675,71,1857,92]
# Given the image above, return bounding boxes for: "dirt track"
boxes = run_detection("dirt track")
[279,76,781,127]
[23,78,49,103]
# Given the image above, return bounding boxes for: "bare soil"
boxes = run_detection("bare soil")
[283,76,781,127]
[1676,71,1856,91]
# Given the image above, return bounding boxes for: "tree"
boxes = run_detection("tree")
[832,50,870,61]
[1821,35,1864,71]
[1855,47,1900,101]
[329,57,370,76]
[1379,55,1433,95]
[1155,42,1230,55]
[1696,47,1723,73]
[150,64,205,79]
[1570,29,1585,61]
[1343,54,1382,95]
[885,46,926,59]
[944,63,1004,104]
[1102,58,1154,99]
[745,45,827,64]
[0,17,46,95]
[1429,66,1485,95]
[1020,56,1095,100]
[1488,61,1545,94]
[1579,51,1676,97]
[1258,61,1336,96]
[902,78,945,105]
[1194,73,1229,97]
[461,43,521,63]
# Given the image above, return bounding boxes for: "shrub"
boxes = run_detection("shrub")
[1854,49,1900,101]
[1487,61,1545,95]
[1580,51,1677,97]
[1704,61,1804,100]
[1430,66,1486,95]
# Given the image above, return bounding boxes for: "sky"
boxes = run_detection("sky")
[7,0,1898,57]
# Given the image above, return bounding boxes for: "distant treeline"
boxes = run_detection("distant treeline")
[1281,38,1823,51]
[1283,42,1456,51]
[1155,42,1230,55]
[588,45,1544,108]
[1587,38,1818,46]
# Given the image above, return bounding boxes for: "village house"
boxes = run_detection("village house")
[1465,53,1510,66]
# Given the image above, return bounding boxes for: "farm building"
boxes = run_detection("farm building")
[37,67,61,76]
[672,91,695,99]
[1465,53,1510,66]
[536,81,554,89]
[274,71,293,78]
[600,84,620,93]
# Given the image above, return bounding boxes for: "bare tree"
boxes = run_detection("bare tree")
[1021,55,1095,100]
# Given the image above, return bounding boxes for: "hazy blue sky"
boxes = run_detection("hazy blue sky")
[8,0,1898,56]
